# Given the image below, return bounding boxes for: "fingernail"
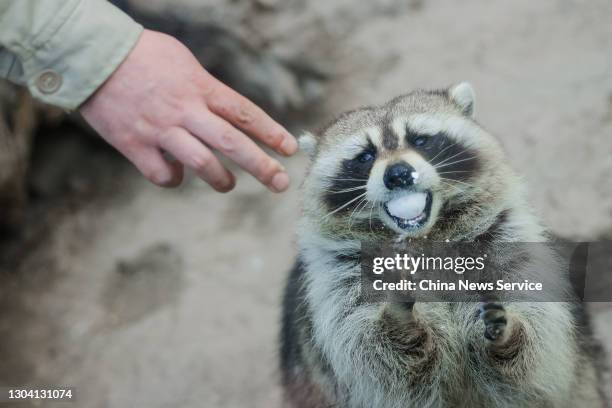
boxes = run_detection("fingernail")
[218,177,235,193]
[280,135,298,156]
[270,172,290,193]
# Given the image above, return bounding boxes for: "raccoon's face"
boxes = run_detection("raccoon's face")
[301,83,507,240]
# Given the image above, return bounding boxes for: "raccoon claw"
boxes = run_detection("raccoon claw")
[479,302,507,342]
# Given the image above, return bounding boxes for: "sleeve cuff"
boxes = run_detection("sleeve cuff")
[22,0,143,110]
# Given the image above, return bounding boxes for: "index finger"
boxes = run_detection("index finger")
[204,82,298,156]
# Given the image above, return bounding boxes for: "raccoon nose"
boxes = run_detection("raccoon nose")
[384,162,416,190]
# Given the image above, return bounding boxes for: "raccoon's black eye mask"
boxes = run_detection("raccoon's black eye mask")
[406,131,445,154]
[353,139,377,164]
[322,140,376,212]
[355,150,376,163]
[411,135,430,147]
[406,130,481,181]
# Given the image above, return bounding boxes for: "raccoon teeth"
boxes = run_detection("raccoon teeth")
[386,192,427,221]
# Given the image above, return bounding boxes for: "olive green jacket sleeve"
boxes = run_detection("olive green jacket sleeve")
[0,0,143,110]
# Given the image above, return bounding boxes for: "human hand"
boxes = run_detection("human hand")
[80,29,298,192]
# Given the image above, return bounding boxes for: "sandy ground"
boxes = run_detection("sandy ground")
[1,0,612,407]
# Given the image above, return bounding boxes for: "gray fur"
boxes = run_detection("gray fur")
[281,84,607,408]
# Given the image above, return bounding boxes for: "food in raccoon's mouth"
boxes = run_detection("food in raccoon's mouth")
[387,193,427,220]
[384,191,432,229]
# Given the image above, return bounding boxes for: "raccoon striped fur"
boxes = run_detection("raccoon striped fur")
[280,83,607,408]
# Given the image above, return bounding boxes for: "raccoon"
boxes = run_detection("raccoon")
[280,83,607,408]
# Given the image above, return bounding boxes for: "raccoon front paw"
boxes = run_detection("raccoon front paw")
[479,302,507,342]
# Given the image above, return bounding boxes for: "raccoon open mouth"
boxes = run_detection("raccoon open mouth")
[383,191,433,230]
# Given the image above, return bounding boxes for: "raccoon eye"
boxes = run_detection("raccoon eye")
[356,151,376,163]
[411,135,429,147]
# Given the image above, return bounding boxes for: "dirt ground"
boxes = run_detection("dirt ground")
[1,0,612,407]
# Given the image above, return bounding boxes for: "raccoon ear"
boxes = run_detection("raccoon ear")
[298,132,318,158]
[448,82,475,118]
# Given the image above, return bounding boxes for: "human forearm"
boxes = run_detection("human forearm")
[0,0,142,110]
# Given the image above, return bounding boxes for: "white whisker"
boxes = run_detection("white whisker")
[368,201,376,232]
[440,180,464,194]
[348,197,370,232]
[326,178,369,182]
[326,185,367,194]
[323,192,368,219]
[434,156,477,170]
[439,177,474,188]
[436,170,473,175]
[429,141,459,164]
[432,147,469,167]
